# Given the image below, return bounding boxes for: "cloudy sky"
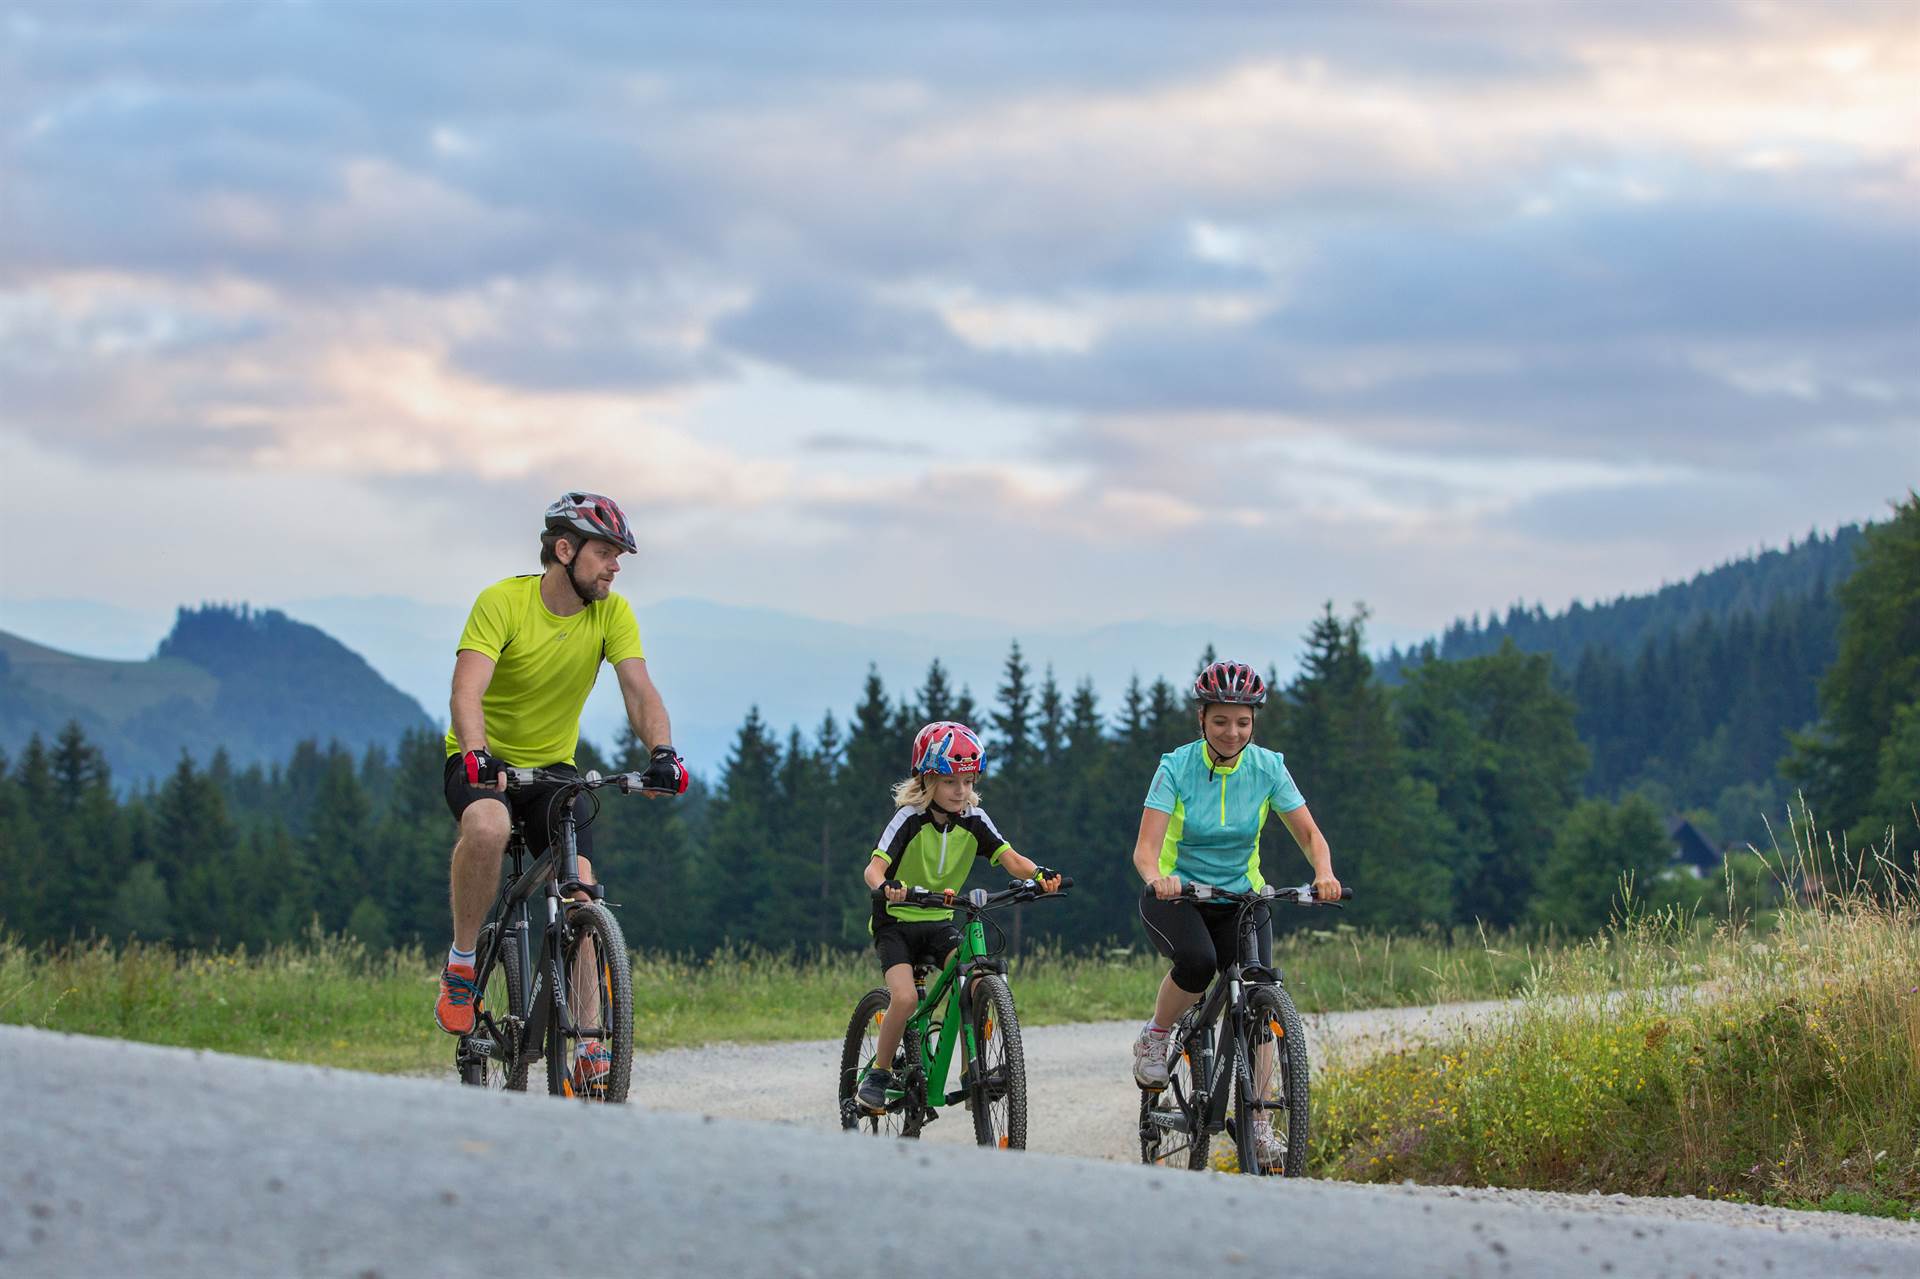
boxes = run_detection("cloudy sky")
[2,0,1915,648]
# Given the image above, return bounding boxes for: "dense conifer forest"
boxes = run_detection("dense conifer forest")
[2,501,1910,956]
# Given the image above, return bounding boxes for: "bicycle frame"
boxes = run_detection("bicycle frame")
[1165,898,1273,1141]
[895,911,995,1110]
[461,769,631,1082]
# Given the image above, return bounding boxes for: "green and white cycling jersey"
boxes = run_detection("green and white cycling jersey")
[868,804,1010,927]
[1142,739,1306,894]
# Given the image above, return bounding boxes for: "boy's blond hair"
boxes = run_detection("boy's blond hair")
[890,773,980,810]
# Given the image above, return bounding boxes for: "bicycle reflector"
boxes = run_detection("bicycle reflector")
[968,888,989,908]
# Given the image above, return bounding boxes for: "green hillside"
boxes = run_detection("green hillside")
[0,605,431,786]
[1377,524,1868,840]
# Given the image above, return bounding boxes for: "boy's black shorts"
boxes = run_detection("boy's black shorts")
[441,756,595,860]
[872,918,962,973]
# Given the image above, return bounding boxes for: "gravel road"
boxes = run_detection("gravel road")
[5,1023,1917,1279]
[630,998,1521,1159]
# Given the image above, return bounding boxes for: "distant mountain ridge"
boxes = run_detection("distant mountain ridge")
[1378,524,1865,680]
[0,604,431,787]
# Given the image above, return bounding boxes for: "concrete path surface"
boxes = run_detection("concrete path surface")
[4,1024,1916,1279]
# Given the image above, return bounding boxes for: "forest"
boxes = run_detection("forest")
[1,497,1911,957]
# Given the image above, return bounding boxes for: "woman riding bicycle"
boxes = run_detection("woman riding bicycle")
[1130,659,1341,1165]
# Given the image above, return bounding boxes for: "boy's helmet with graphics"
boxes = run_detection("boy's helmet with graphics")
[911,721,985,776]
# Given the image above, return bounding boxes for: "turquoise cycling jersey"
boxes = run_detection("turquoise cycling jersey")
[1142,739,1306,893]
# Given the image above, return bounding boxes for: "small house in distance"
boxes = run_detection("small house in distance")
[1668,816,1724,877]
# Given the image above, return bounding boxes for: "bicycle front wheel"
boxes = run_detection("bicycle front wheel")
[1139,1018,1209,1170]
[458,931,529,1092]
[967,975,1027,1150]
[837,988,923,1139]
[545,901,634,1104]
[1234,984,1309,1177]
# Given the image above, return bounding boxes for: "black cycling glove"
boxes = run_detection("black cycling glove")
[462,749,502,786]
[639,745,690,794]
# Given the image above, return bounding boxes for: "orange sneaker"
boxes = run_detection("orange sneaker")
[436,962,481,1035]
[573,1039,611,1097]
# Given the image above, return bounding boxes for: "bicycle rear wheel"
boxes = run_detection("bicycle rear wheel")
[1234,984,1309,1177]
[1139,1016,1210,1170]
[458,929,529,1092]
[837,988,924,1138]
[545,901,634,1104]
[967,975,1027,1149]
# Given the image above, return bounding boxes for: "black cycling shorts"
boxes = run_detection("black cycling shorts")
[441,756,595,861]
[872,918,962,974]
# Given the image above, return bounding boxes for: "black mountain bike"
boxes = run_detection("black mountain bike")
[1138,881,1352,1177]
[455,767,661,1103]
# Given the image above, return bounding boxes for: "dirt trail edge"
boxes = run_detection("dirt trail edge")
[4,1025,1914,1279]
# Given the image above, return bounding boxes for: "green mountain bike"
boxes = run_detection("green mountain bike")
[838,876,1072,1148]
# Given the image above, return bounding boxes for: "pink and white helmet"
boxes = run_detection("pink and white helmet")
[911,721,985,776]
[1193,660,1268,707]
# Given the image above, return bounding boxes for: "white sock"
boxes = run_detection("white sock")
[1145,1021,1171,1036]
[448,945,476,968]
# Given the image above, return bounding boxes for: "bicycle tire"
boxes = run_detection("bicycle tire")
[1234,984,1310,1176]
[1139,1015,1210,1170]
[458,928,530,1091]
[837,988,924,1138]
[966,975,1027,1150]
[544,901,634,1104]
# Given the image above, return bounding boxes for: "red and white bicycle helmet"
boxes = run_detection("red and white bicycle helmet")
[544,491,637,554]
[911,721,985,776]
[1193,659,1268,707]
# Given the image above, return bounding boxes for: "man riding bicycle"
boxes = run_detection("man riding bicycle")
[436,492,688,1092]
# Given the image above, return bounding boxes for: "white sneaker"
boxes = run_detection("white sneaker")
[1249,1116,1287,1170]
[1132,1027,1170,1088]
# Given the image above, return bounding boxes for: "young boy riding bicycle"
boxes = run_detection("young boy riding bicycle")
[857,720,1061,1113]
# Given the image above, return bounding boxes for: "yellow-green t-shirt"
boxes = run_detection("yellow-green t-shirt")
[442,575,645,766]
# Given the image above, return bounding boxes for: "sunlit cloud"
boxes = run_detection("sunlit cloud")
[0,0,1912,636]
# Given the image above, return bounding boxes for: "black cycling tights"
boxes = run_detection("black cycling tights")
[1138,889,1272,995]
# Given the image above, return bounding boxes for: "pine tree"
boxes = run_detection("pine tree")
[918,659,955,723]
[1789,492,1920,859]
[1278,605,1451,928]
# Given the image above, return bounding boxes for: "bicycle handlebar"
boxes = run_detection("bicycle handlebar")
[502,766,680,798]
[869,876,1074,913]
[1177,882,1353,906]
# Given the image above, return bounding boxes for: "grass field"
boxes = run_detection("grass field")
[1307,816,1920,1219]
[0,921,1551,1075]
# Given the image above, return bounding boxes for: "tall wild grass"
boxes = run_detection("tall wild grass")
[1,919,1551,1074]
[1310,803,1920,1217]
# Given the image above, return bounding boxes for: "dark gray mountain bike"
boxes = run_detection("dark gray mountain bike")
[454,767,664,1103]
[1138,881,1351,1176]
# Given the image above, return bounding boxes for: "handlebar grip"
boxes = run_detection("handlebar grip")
[1340,885,1354,900]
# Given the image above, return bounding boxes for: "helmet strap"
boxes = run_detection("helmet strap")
[560,539,595,604]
